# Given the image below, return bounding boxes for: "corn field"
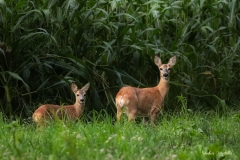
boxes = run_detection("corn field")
[0,0,240,118]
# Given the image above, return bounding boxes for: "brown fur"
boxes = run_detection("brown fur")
[115,55,176,124]
[32,83,90,126]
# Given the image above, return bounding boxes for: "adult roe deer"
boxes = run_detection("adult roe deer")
[32,82,90,126]
[115,55,176,124]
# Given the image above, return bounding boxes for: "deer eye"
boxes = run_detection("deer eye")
[76,94,79,96]
[160,68,163,70]
[168,68,171,70]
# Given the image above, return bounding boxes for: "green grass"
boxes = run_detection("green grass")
[1,0,240,116]
[0,111,240,160]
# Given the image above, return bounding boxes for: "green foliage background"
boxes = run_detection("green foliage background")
[0,0,240,118]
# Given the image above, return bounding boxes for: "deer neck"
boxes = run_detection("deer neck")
[157,78,170,98]
[73,102,84,115]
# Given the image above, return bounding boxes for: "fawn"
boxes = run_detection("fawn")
[32,82,90,126]
[115,55,176,124]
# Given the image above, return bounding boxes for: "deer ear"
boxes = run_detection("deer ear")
[154,55,162,67]
[71,83,78,93]
[168,55,176,67]
[82,83,90,92]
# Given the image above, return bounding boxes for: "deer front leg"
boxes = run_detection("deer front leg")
[150,106,160,125]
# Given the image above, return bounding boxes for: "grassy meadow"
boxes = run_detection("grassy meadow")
[0,110,240,160]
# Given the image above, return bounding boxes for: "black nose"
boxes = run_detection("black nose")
[163,73,168,77]
[80,99,84,103]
